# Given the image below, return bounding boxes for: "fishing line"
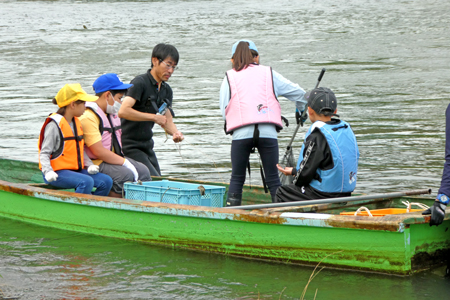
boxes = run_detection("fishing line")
[172,139,228,184]
[179,138,267,188]
[173,142,191,174]
[174,140,228,184]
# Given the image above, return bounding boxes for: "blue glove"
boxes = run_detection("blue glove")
[422,194,448,226]
[295,109,308,126]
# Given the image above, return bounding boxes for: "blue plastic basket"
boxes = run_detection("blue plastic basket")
[123,180,226,207]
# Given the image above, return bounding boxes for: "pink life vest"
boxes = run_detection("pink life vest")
[84,102,123,159]
[225,64,282,133]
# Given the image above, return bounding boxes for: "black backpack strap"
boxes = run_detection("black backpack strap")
[260,163,269,194]
[248,124,268,193]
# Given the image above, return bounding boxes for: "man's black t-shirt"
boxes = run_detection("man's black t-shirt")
[121,69,173,142]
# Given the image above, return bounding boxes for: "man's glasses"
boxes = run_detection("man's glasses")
[159,59,178,71]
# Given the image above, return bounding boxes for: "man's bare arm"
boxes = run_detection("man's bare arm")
[118,96,166,127]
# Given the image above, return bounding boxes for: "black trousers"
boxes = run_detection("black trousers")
[229,138,281,197]
[122,139,161,176]
[275,184,351,202]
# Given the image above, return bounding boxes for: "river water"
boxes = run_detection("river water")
[0,0,450,299]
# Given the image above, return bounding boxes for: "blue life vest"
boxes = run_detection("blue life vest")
[296,120,359,193]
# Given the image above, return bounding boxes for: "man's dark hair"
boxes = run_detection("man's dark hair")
[151,43,179,67]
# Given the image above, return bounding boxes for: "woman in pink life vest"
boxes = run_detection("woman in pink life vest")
[220,40,307,206]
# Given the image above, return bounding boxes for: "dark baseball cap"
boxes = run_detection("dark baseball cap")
[306,87,338,116]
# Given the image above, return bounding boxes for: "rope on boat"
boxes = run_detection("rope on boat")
[354,206,373,217]
[350,201,430,217]
[160,187,180,202]
[351,201,430,217]
[402,200,429,212]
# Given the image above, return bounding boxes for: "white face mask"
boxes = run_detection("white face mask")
[106,93,121,114]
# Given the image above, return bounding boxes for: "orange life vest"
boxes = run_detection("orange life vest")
[38,113,85,171]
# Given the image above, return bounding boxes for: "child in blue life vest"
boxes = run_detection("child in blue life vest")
[276,87,359,202]
[220,40,307,206]
[38,83,113,196]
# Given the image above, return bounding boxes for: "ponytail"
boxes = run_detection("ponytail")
[52,98,84,116]
[52,98,67,115]
[232,41,258,71]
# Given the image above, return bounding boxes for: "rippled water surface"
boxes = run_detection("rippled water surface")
[1,0,450,299]
[1,217,450,300]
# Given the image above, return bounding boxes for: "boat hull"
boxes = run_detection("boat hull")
[1,178,449,275]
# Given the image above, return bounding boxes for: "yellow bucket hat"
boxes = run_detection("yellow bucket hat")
[55,83,98,107]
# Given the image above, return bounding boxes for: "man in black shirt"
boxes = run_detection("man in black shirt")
[276,87,359,202]
[119,44,184,176]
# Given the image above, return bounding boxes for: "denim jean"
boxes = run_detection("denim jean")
[43,169,113,196]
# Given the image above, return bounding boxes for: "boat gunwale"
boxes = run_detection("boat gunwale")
[0,179,441,231]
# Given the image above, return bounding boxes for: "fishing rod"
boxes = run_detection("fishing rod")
[280,68,326,164]
[279,68,326,186]
[301,68,326,122]
[224,189,432,210]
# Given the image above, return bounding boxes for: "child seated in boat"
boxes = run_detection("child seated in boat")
[276,87,359,202]
[79,73,151,198]
[38,83,113,196]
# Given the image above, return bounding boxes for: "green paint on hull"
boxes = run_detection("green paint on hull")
[0,158,449,275]
[1,188,448,275]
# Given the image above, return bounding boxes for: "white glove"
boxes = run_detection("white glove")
[87,165,99,174]
[45,171,58,182]
[123,159,139,182]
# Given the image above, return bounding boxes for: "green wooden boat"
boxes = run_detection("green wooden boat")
[0,158,448,275]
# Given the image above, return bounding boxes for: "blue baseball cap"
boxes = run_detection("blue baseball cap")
[92,73,133,93]
[231,40,258,57]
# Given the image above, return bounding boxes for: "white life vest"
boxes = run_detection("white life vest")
[84,102,123,159]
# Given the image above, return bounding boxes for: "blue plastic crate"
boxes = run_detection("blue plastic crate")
[123,180,226,207]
